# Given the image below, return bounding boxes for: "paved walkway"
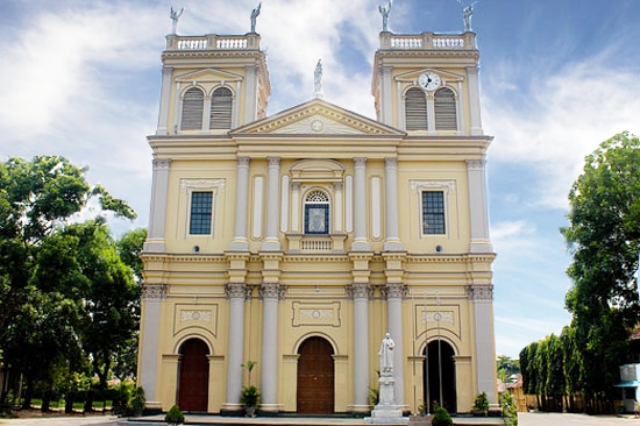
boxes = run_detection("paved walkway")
[519,412,637,425]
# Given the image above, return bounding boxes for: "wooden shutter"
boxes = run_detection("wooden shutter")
[405,88,427,130]
[210,88,233,129]
[181,88,204,130]
[435,88,457,130]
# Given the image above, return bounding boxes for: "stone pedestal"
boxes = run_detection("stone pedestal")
[365,374,408,425]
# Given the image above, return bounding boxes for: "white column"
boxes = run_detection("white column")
[470,285,496,404]
[144,159,171,253]
[426,92,436,135]
[467,65,484,136]
[350,284,370,411]
[280,175,290,233]
[379,66,394,126]
[291,182,300,233]
[334,182,343,233]
[466,159,492,253]
[224,284,247,410]
[230,157,250,250]
[352,158,370,251]
[138,284,167,409]
[386,284,405,406]
[260,284,281,411]
[262,157,281,251]
[384,158,402,251]
[202,95,212,132]
[156,66,173,136]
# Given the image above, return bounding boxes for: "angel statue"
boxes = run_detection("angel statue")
[378,0,393,32]
[250,3,262,33]
[170,6,184,35]
[457,0,478,32]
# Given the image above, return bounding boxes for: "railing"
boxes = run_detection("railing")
[382,32,475,50]
[301,237,332,252]
[166,34,259,51]
[285,233,347,254]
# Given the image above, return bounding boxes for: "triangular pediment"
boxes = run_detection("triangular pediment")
[175,68,243,83]
[395,68,464,82]
[231,99,405,136]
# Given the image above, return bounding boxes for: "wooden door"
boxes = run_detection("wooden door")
[178,339,209,412]
[297,337,334,414]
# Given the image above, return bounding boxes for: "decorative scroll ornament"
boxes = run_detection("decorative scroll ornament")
[142,284,168,300]
[469,284,493,301]
[347,283,373,300]
[383,283,407,300]
[181,310,212,322]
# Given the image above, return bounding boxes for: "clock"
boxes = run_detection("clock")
[418,72,441,91]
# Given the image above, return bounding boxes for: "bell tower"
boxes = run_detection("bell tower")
[372,31,483,136]
[155,32,270,137]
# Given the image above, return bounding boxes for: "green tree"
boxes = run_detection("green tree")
[0,156,135,404]
[497,355,520,382]
[562,131,640,405]
[545,334,565,411]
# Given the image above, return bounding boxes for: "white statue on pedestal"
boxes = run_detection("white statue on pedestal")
[379,332,395,374]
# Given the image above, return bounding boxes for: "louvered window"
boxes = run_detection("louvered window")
[181,88,204,130]
[435,88,457,130]
[210,88,233,129]
[405,88,427,130]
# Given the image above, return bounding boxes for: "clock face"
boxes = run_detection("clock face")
[418,72,441,91]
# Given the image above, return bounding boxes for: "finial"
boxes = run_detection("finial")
[378,0,392,32]
[250,3,262,33]
[170,6,184,35]
[314,59,323,98]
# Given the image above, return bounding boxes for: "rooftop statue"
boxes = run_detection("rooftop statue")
[314,59,323,97]
[378,0,393,32]
[170,6,184,35]
[458,0,477,32]
[250,2,262,33]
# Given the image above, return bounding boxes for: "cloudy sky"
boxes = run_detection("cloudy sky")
[2,0,639,358]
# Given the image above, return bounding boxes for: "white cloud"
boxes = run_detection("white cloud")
[484,57,640,210]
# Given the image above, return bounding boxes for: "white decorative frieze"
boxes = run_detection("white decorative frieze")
[410,179,456,194]
[422,311,454,324]
[292,301,341,327]
[173,304,218,336]
[142,284,168,300]
[181,310,212,322]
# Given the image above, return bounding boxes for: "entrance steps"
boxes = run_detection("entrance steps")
[123,414,504,426]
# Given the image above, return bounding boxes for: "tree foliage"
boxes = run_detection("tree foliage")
[0,156,140,408]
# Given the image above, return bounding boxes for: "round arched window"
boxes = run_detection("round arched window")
[304,190,330,234]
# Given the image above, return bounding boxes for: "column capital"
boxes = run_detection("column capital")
[237,156,251,167]
[384,157,398,169]
[466,159,486,171]
[354,157,367,166]
[383,283,407,300]
[153,158,172,170]
[267,157,281,167]
[142,284,168,300]
[347,283,373,300]
[260,283,286,300]
[469,284,493,301]
[226,283,251,300]
[334,181,343,190]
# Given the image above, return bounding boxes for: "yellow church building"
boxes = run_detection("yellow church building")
[138,8,496,416]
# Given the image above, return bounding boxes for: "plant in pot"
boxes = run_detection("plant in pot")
[240,360,260,417]
[472,391,489,416]
[165,404,185,426]
[129,386,146,417]
[431,406,452,426]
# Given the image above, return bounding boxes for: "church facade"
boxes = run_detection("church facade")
[138,14,496,416]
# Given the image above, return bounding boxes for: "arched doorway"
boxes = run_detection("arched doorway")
[297,336,335,414]
[424,340,457,413]
[177,338,209,412]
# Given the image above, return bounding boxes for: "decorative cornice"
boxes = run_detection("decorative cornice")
[469,284,493,301]
[347,283,373,300]
[142,284,168,300]
[226,283,251,300]
[383,283,408,300]
[142,253,228,263]
[260,283,286,300]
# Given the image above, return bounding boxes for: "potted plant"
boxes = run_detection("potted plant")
[240,360,260,417]
[472,391,489,416]
[129,386,145,417]
[165,404,185,426]
[431,406,452,426]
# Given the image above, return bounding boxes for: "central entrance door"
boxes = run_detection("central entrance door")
[297,336,335,414]
[424,340,457,413]
[178,338,209,412]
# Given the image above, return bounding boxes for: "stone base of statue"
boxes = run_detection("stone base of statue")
[365,373,408,425]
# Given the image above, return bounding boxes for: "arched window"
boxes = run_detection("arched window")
[434,88,457,130]
[210,87,233,129]
[181,88,204,130]
[405,88,427,130]
[304,190,329,235]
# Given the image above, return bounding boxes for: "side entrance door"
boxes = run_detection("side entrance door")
[297,337,335,414]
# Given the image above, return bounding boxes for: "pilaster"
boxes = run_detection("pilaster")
[156,66,173,136]
[144,159,171,253]
[466,159,493,253]
[352,157,370,251]
[230,157,251,250]
[384,158,402,251]
[469,284,496,404]
[262,157,282,251]
[139,284,168,409]
[384,283,407,406]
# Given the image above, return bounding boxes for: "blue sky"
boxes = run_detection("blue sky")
[1,0,639,358]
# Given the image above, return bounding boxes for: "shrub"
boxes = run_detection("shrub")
[473,391,489,416]
[431,406,452,426]
[129,387,145,415]
[165,404,185,425]
[240,385,260,407]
